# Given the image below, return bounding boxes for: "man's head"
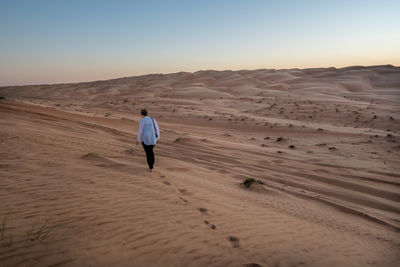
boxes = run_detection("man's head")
[141,109,148,117]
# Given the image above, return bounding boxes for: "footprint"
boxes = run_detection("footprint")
[228,236,240,248]
[163,181,170,185]
[198,208,208,215]
[178,189,187,194]
[179,197,188,203]
[204,220,216,230]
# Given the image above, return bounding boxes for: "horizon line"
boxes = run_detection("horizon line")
[1,64,398,88]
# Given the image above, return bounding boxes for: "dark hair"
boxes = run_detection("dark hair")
[141,109,148,116]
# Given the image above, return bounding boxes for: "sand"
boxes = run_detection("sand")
[0,65,399,266]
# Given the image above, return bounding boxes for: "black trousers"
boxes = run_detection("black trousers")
[142,142,155,169]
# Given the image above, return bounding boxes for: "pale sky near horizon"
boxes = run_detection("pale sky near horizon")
[1,0,399,86]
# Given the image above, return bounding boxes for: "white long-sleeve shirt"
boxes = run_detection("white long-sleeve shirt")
[137,117,160,145]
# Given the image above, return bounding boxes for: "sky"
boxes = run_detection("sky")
[0,0,399,86]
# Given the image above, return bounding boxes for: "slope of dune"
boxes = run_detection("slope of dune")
[1,65,400,266]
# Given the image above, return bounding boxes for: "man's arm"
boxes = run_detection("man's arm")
[154,119,160,141]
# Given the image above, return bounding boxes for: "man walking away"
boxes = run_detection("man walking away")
[136,109,160,172]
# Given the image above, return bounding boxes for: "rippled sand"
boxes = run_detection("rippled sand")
[1,65,399,266]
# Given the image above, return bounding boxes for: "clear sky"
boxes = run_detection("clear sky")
[1,0,399,86]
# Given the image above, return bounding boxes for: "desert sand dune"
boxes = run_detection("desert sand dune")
[1,65,400,266]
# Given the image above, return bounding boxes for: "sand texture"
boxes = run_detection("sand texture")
[1,65,400,266]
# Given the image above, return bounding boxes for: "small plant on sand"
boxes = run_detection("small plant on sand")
[276,136,284,142]
[27,221,59,242]
[1,216,13,247]
[241,178,264,188]
[1,216,7,239]
[288,144,296,149]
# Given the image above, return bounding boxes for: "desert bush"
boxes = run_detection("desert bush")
[241,178,264,188]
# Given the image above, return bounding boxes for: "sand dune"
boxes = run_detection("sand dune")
[1,65,400,266]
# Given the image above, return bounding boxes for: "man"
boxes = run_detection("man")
[136,109,160,172]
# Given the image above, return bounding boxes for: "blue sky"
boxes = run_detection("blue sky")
[0,0,399,85]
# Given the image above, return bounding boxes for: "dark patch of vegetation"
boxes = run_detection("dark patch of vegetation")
[0,96,6,100]
[1,216,7,239]
[328,146,336,150]
[317,128,324,131]
[288,145,296,149]
[1,216,13,247]
[241,178,264,188]
[264,136,270,140]
[276,136,284,142]
[27,221,59,242]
